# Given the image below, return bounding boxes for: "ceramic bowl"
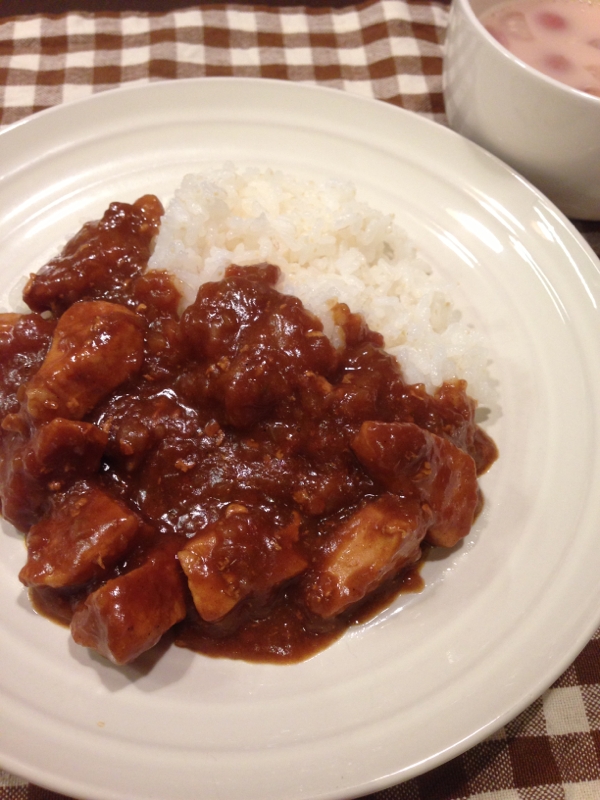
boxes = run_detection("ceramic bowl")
[443,0,600,220]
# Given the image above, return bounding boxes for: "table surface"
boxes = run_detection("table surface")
[1,2,600,799]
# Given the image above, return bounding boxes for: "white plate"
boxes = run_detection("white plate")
[2,78,600,800]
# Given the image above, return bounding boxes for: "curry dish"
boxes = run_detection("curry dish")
[0,196,498,665]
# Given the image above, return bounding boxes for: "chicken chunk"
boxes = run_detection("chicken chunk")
[23,195,164,316]
[19,480,140,589]
[24,300,144,424]
[70,549,187,664]
[0,432,47,532]
[0,312,56,424]
[0,419,107,532]
[25,417,107,481]
[351,421,480,548]
[303,494,428,618]
[180,265,338,427]
[178,508,308,622]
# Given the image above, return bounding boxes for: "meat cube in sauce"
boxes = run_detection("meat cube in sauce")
[392,380,498,476]
[0,313,55,425]
[25,418,107,481]
[303,494,429,618]
[25,300,144,423]
[180,263,338,427]
[23,195,164,316]
[0,432,48,531]
[19,480,140,589]
[179,508,308,622]
[351,421,480,548]
[70,549,187,665]
[0,418,107,532]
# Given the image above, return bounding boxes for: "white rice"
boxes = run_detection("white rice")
[149,163,495,408]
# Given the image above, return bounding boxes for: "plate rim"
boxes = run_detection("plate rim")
[2,76,600,800]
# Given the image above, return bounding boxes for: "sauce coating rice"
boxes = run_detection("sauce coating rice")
[149,164,495,407]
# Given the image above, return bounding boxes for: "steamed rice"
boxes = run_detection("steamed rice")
[149,163,494,408]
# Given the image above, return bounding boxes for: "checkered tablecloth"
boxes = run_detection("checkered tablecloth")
[0,0,447,128]
[2,2,600,799]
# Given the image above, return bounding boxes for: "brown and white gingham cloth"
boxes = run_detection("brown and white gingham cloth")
[0,0,448,128]
[2,2,600,799]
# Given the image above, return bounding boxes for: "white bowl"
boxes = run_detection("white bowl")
[443,0,600,220]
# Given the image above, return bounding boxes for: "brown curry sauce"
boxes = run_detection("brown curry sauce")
[0,195,497,665]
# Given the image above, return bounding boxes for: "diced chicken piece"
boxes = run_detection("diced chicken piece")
[179,508,308,622]
[25,418,107,481]
[179,532,239,623]
[303,494,428,618]
[25,300,144,423]
[352,421,480,548]
[424,442,480,548]
[23,195,164,315]
[0,420,33,526]
[70,549,187,665]
[19,480,140,588]
[0,437,47,532]
[430,381,498,474]
[0,312,56,424]
[0,419,107,532]
[181,266,338,427]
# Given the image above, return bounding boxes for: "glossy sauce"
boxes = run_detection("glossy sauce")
[0,196,498,665]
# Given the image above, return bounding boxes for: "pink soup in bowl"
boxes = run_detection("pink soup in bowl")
[443,0,600,219]
[481,0,600,98]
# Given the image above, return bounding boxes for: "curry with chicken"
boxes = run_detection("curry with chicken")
[0,196,498,664]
